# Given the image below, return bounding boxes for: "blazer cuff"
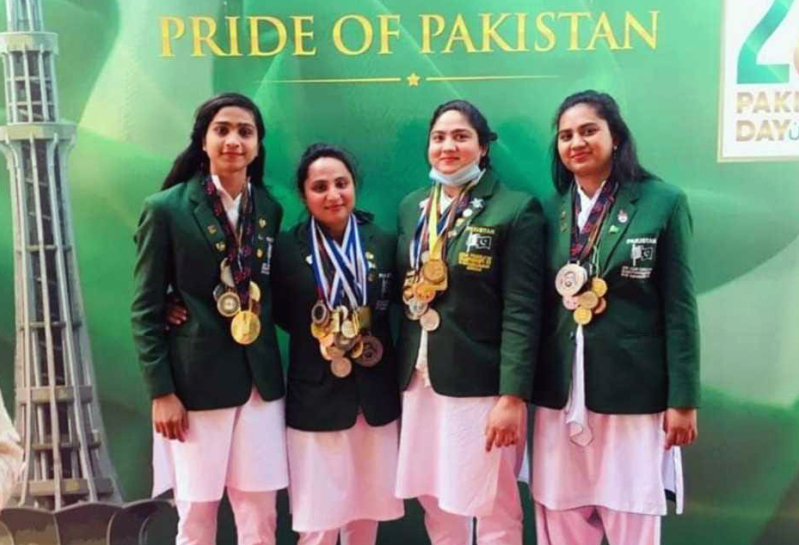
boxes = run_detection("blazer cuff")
[142,361,176,400]
[667,386,701,409]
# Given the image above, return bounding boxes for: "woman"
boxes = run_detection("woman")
[394,100,544,545]
[532,90,700,545]
[270,143,404,545]
[131,93,288,545]
[166,143,404,545]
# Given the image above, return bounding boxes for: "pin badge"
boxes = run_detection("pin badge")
[365,251,375,260]
[470,198,484,209]
[463,209,473,218]
[617,210,628,224]
[609,225,620,234]
[215,242,226,252]
[259,218,267,228]
[305,255,313,265]
[257,249,264,258]
[207,225,218,235]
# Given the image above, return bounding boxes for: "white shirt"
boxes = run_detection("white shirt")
[211,174,246,229]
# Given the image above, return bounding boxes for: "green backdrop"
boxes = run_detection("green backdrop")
[1,1,798,543]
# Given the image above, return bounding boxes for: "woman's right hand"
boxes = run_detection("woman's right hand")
[152,393,189,442]
[165,294,189,328]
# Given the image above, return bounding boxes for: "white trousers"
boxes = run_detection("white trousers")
[175,488,277,545]
[418,482,523,545]
[534,502,661,545]
[297,519,379,545]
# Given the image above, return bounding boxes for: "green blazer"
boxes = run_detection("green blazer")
[271,214,401,432]
[533,178,701,413]
[396,171,545,399]
[131,177,284,410]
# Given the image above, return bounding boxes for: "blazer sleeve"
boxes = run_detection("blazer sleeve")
[499,196,546,400]
[131,196,176,400]
[658,192,701,408]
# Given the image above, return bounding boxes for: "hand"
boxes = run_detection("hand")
[152,394,189,442]
[484,395,526,452]
[165,294,189,328]
[664,407,698,449]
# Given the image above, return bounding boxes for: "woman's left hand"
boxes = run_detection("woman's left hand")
[485,395,526,452]
[664,407,698,449]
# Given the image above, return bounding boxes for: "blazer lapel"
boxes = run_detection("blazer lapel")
[597,181,640,274]
[557,190,573,266]
[250,185,277,275]
[445,172,498,261]
[189,178,228,261]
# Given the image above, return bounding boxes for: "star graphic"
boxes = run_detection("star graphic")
[407,72,421,87]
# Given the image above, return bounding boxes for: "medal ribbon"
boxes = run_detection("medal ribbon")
[310,216,368,310]
[410,181,475,270]
[569,179,618,263]
[203,177,255,307]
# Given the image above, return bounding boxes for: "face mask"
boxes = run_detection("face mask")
[429,160,483,188]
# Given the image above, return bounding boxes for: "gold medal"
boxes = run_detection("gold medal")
[590,277,608,298]
[341,319,358,339]
[310,322,327,339]
[573,307,593,326]
[330,357,353,378]
[249,281,261,302]
[578,291,599,310]
[422,259,447,285]
[217,291,241,318]
[320,332,336,347]
[327,345,346,358]
[330,310,341,334]
[356,306,372,331]
[355,335,383,367]
[231,310,261,345]
[420,308,441,331]
[402,285,415,304]
[350,339,364,359]
[414,282,436,304]
[334,333,357,352]
[594,297,607,315]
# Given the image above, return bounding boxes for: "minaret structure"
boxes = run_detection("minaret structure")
[0,0,119,509]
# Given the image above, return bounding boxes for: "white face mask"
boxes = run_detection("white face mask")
[429,160,483,187]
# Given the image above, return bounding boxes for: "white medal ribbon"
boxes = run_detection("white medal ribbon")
[310,218,338,309]
[313,216,368,309]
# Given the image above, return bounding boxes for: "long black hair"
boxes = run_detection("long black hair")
[162,92,267,189]
[295,143,359,196]
[428,99,497,170]
[551,90,657,194]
